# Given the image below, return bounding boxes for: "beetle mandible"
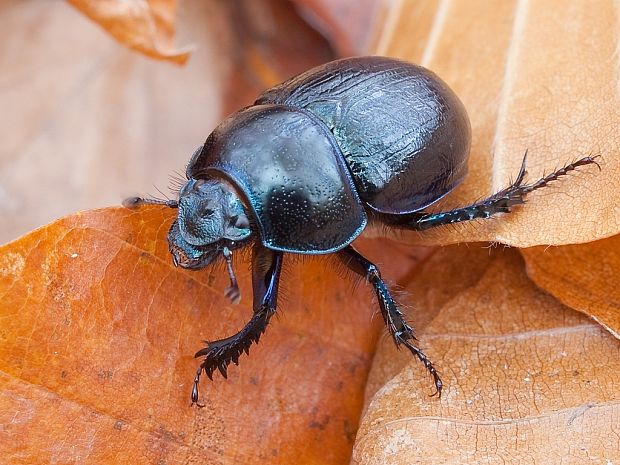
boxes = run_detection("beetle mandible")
[126,56,598,405]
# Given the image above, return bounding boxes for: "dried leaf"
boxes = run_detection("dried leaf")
[353,246,620,464]
[292,0,382,55]
[214,0,334,114]
[376,0,620,247]
[0,207,378,464]
[67,0,191,64]
[522,236,620,338]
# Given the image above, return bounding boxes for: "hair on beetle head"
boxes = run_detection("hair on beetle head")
[168,170,189,195]
[123,180,182,209]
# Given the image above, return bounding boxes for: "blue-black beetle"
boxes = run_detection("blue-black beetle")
[126,56,598,405]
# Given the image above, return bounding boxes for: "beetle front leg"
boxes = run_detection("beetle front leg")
[338,246,442,397]
[383,154,599,231]
[192,245,283,405]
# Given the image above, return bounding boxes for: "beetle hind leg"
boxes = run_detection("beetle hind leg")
[385,153,600,231]
[338,246,442,397]
[191,246,283,405]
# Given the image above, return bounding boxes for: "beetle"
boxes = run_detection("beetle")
[125,56,598,405]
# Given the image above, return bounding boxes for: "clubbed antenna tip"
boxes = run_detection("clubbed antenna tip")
[122,196,178,209]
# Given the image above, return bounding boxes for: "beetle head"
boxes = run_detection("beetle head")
[168,178,252,270]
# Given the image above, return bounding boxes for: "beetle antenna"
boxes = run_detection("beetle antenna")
[222,247,241,304]
[123,196,179,208]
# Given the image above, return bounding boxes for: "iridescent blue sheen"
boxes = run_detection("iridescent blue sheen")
[187,105,367,253]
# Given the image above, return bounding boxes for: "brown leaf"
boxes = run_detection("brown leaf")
[360,2,620,461]
[291,0,382,55]
[214,0,334,114]
[522,236,620,338]
[0,207,378,464]
[376,0,620,247]
[67,0,191,64]
[353,245,620,464]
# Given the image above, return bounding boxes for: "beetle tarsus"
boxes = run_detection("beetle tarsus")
[338,246,443,398]
[191,368,206,407]
[398,336,443,397]
[222,247,241,304]
[520,155,601,195]
[224,285,241,305]
[388,153,600,231]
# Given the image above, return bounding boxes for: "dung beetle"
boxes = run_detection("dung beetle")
[125,56,598,405]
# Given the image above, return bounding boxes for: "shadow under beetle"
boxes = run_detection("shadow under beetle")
[125,56,598,405]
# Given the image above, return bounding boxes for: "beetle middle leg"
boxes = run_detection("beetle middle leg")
[192,244,283,405]
[338,246,442,397]
[383,154,599,231]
